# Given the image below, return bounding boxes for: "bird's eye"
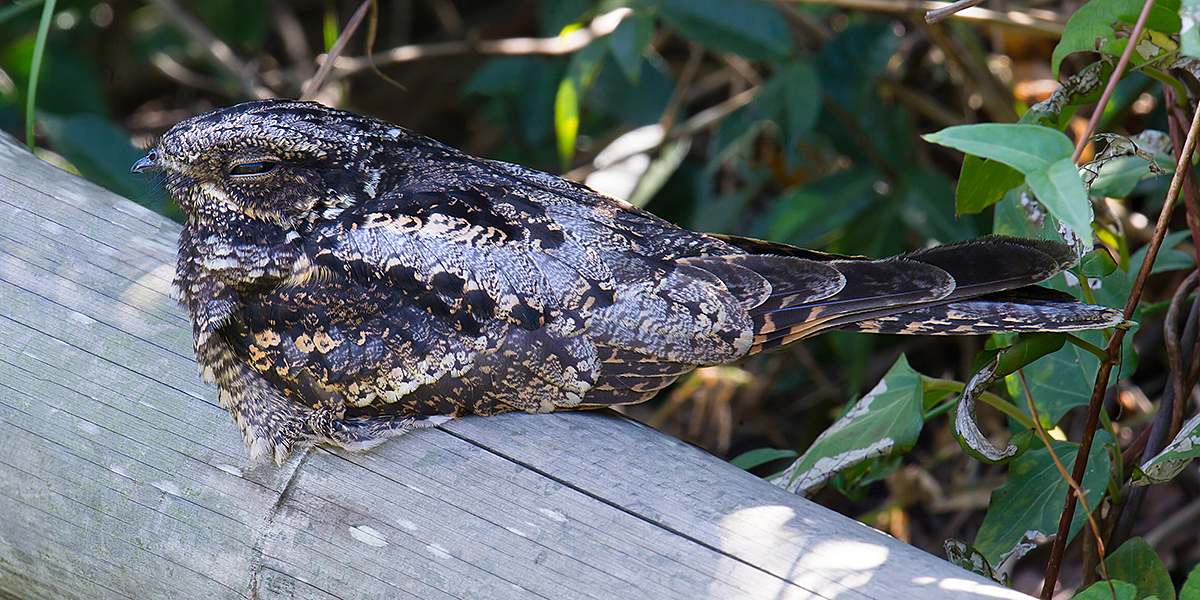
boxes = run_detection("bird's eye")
[230,161,277,176]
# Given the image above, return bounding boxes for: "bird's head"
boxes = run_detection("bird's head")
[133,99,396,229]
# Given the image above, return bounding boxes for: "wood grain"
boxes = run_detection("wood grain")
[0,131,1031,599]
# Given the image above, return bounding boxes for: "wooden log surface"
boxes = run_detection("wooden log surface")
[0,130,1031,600]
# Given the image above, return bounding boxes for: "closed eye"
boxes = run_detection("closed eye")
[230,161,277,176]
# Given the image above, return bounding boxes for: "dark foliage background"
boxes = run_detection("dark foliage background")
[3,0,1196,596]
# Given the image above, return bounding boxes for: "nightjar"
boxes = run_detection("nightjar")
[133,99,1123,463]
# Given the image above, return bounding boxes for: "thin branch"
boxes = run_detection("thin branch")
[772,0,1066,37]
[1018,371,1115,600]
[1040,75,1200,600]
[325,8,633,79]
[301,0,373,101]
[925,0,987,24]
[1070,0,1156,163]
[149,0,274,99]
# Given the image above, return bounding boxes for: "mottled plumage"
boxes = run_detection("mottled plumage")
[133,99,1123,463]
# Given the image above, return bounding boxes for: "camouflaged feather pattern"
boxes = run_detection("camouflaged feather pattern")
[136,99,1124,462]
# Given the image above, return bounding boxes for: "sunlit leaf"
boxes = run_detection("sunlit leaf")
[1136,411,1200,485]
[1051,0,1182,78]
[926,124,1091,247]
[771,355,924,495]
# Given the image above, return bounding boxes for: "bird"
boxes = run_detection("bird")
[132,98,1124,464]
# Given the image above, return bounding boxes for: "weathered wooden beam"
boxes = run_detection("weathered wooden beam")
[0,130,1031,600]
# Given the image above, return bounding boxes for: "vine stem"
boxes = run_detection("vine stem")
[1069,0,1155,164]
[1019,371,1114,599]
[1040,85,1200,600]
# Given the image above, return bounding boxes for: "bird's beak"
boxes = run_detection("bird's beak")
[131,153,158,174]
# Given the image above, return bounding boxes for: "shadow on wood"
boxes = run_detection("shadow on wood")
[0,131,1031,599]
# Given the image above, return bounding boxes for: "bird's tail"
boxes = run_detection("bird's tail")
[702,235,1125,355]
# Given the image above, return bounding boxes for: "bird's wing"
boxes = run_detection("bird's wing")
[226,170,770,419]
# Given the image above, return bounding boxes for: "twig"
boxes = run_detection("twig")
[771,0,1067,37]
[1040,71,1200,600]
[149,0,274,99]
[1070,0,1156,164]
[1018,371,1115,600]
[926,0,987,24]
[301,0,373,101]
[325,8,633,79]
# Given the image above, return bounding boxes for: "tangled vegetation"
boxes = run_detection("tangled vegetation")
[4,0,1200,597]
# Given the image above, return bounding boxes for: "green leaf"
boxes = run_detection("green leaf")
[1106,537,1175,600]
[24,0,53,150]
[1183,0,1200,58]
[1025,157,1093,245]
[1006,338,1102,427]
[660,0,791,61]
[771,355,924,495]
[1089,154,1173,199]
[992,185,1052,239]
[956,155,1025,215]
[730,447,799,471]
[1074,580,1139,600]
[925,124,1074,174]
[816,21,901,114]
[973,431,1112,564]
[926,124,1091,246]
[1079,248,1119,278]
[539,0,593,36]
[555,78,581,170]
[1180,561,1200,600]
[183,0,268,48]
[554,38,606,169]
[996,333,1069,375]
[608,11,654,82]
[1135,410,1200,484]
[751,167,880,247]
[1129,230,1195,276]
[1051,0,1181,78]
[0,0,45,27]
[894,166,981,242]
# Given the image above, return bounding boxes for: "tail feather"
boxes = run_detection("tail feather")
[700,235,1123,355]
[902,237,1075,300]
[845,294,1123,335]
